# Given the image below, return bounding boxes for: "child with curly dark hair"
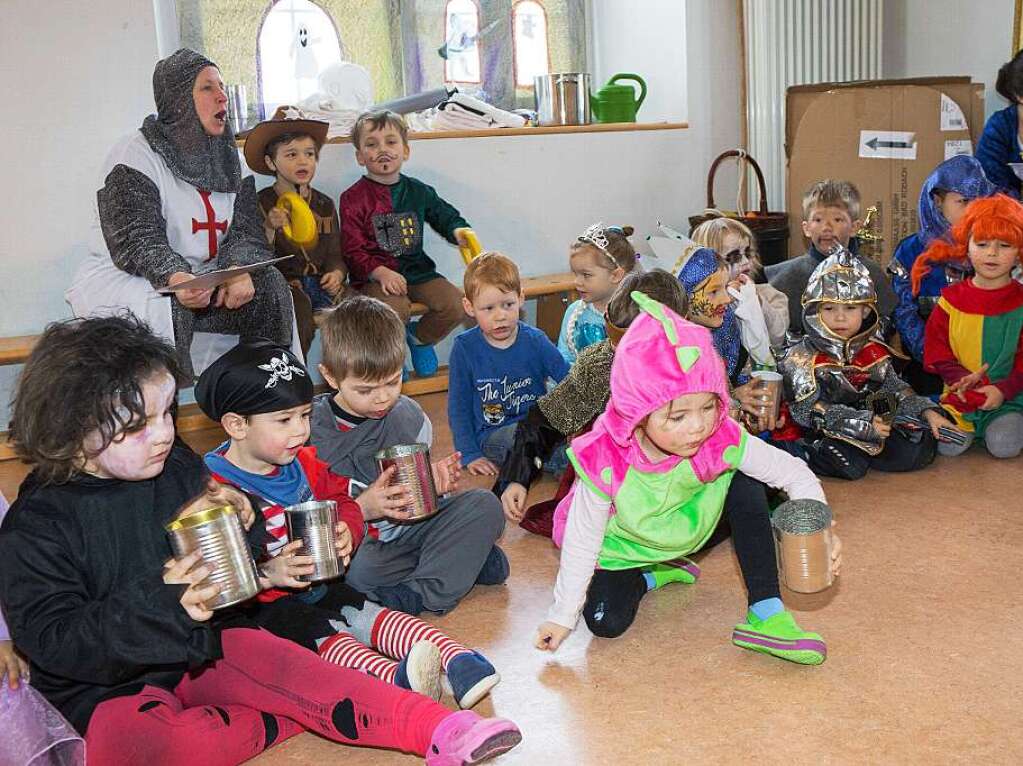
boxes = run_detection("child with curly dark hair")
[0,314,520,765]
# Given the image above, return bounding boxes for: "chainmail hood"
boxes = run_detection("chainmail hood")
[139,48,241,192]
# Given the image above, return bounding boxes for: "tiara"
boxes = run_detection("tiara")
[579,222,625,261]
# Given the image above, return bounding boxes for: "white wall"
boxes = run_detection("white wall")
[0,0,160,426]
[589,0,688,122]
[883,0,1016,119]
[0,0,741,424]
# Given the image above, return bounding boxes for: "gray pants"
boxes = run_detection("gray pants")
[344,488,505,614]
[938,412,1023,459]
[171,266,294,379]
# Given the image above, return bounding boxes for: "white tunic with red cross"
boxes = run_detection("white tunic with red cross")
[66,130,242,346]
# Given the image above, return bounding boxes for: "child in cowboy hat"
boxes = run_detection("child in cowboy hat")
[245,106,347,355]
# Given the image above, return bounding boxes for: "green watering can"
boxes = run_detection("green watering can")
[590,73,647,123]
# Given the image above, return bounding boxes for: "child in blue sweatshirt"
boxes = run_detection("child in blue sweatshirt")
[448,253,569,476]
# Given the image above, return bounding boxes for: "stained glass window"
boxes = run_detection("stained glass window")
[512,1,549,88]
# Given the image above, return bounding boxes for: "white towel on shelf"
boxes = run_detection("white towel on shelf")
[430,93,526,131]
[291,98,362,139]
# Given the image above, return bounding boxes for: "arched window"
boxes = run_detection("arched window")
[444,0,482,84]
[512,0,549,88]
[257,0,343,118]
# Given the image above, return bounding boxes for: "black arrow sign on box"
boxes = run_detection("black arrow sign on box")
[866,137,915,150]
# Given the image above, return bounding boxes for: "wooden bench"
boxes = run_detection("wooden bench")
[0,272,577,461]
[0,335,39,367]
[0,273,576,370]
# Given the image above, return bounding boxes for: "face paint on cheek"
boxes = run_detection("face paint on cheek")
[689,287,714,320]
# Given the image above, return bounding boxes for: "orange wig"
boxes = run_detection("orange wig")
[911,194,1023,295]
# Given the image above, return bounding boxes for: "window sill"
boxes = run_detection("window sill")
[237,121,687,147]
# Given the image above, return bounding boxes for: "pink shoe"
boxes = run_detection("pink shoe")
[426,710,522,765]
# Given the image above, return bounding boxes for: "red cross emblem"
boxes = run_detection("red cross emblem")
[192,190,228,261]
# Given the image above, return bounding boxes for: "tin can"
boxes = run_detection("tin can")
[166,505,260,609]
[751,370,783,422]
[284,500,342,582]
[375,443,439,519]
[771,499,834,594]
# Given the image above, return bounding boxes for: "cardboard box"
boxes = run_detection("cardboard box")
[785,77,984,263]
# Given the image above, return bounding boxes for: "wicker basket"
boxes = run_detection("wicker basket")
[688,150,790,267]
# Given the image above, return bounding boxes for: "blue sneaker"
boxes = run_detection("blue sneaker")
[474,546,509,586]
[406,322,439,377]
[394,640,443,700]
[447,651,501,709]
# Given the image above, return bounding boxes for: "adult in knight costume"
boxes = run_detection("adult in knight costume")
[66,49,297,379]
[780,248,951,480]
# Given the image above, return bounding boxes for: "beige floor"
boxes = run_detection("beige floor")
[2,393,1021,765]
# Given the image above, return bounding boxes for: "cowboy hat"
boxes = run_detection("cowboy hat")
[243,106,329,175]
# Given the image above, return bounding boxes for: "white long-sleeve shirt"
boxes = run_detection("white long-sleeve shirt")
[546,435,826,630]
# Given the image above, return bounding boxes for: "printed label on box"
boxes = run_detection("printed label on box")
[944,140,973,160]
[859,130,918,160]
[940,93,968,132]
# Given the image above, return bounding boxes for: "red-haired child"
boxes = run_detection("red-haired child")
[914,194,1023,458]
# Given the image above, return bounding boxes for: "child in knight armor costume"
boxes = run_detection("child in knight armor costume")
[780,247,958,480]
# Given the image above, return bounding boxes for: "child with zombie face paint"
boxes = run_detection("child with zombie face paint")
[558,223,637,365]
[691,217,790,351]
[535,293,841,663]
[916,194,1023,459]
[0,316,521,766]
[197,339,504,711]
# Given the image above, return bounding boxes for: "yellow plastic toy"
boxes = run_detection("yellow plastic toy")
[457,228,483,265]
[276,192,319,249]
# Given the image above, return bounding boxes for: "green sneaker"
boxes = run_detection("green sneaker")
[731,610,827,665]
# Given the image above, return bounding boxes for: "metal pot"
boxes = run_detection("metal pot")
[534,73,591,126]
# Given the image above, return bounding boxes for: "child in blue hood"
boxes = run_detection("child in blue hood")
[888,155,996,394]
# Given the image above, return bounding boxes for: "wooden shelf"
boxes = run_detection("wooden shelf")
[239,121,687,147]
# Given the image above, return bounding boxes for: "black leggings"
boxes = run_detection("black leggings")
[805,430,936,481]
[581,472,780,639]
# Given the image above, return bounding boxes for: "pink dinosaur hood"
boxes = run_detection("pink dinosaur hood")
[572,291,741,485]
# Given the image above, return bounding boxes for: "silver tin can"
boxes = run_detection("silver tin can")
[771,499,834,594]
[166,505,260,609]
[534,72,591,126]
[226,84,248,133]
[375,443,439,519]
[284,500,342,582]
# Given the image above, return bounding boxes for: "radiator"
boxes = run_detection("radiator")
[743,0,884,208]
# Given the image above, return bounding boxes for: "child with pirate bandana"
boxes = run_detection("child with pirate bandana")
[196,340,504,711]
[341,110,476,377]
[779,247,958,480]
